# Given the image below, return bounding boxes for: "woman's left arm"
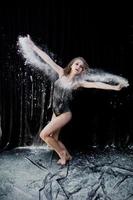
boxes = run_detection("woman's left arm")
[79,81,125,91]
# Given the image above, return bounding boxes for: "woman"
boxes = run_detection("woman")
[20,35,128,165]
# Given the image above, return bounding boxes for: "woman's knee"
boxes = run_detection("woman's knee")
[39,131,44,140]
[39,130,50,141]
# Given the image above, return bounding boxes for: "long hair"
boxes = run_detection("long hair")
[64,57,89,75]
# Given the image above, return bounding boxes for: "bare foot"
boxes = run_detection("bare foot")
[57,150,67,165]
[57,156,72,165]
[57,158,66,165]
[57,151,72,165]
[58,141,72,161]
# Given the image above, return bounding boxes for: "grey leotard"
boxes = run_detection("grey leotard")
[52,76,77,116]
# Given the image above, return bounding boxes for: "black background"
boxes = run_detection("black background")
[0,1,133,150]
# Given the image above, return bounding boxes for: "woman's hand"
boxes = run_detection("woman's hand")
[115,83,128,91]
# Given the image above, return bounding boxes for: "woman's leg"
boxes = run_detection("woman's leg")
[49,114,72,161]
[51,129,72,163]
[57,141,72,164]
[48,128,72,164]
[40,112,72,165]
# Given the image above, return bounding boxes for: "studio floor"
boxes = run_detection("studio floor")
[0,146,133,200]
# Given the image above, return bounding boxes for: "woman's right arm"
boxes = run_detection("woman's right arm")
[27,35,64,76]
[79,81,127,90]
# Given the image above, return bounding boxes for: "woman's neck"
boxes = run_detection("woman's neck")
[67,72,76,81]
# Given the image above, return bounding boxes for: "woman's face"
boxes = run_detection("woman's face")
[71,59,84,75]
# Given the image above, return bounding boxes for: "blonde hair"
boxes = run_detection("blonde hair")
[64,57,89,75]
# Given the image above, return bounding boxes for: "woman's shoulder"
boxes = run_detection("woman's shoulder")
[58,69,65,78]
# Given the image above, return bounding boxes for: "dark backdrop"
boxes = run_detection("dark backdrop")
[0,1,133,151]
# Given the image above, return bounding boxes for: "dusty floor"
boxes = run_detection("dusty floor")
[0,146,133,200]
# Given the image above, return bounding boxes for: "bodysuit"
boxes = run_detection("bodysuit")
[52,76,76,116]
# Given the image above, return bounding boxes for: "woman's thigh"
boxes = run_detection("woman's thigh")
[41,112,72,137]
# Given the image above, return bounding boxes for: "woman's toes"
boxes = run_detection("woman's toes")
[57,159,62,164]
[57,158,66,165]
